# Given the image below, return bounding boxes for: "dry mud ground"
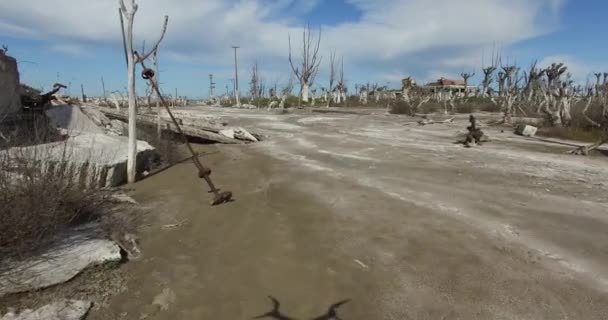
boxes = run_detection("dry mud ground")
[95,108,608,319]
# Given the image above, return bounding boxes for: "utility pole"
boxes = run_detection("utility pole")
[81,84,87,102]
[232,46,240,107]
[209,74,216,99]
[101,77,107,101]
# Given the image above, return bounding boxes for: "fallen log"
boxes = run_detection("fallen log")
[568,137,608,155]
[311,108,370,115]
[418,117,454,126]
[96,107,245,144]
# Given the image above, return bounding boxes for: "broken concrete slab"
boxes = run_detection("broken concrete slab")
[78,104,126,136]
[45,104,105,136]
[0,225,121,298]
[0,133,157,188]
[515,124,538,137]
[1,300,92,320]
[219,127,258,142]
[98,107,254,144]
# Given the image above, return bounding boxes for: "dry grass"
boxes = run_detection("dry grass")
[0,116,139,261]
[537,127,606,143]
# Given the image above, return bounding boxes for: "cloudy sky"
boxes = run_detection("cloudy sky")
[0,0,606,97]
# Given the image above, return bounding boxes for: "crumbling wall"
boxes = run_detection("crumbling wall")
[0,53,21,119]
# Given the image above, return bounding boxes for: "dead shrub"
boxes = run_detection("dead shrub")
[0,121,139,261]
[421,102,441,114]
[455,103,476,114]
[389,100,414,115]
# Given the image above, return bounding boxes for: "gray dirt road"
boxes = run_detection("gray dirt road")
[95,108,608,319]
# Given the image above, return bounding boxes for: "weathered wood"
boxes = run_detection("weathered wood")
[98,108,244,144]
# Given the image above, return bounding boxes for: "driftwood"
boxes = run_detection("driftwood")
[97,108,247,144]
[568,137,608,155]
[311,108,370,115]
[418,117,454,126]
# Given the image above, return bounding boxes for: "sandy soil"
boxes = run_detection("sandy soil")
[93,107,608,319]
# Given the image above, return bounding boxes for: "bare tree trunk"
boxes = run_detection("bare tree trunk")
[119,0,168,183]
[120,1,138,184]
[302,83,310,103]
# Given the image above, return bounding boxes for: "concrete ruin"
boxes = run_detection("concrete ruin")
[0,53,21,120]
[1,133,156,188]
[0,224,122,298]
[1,300,92,320]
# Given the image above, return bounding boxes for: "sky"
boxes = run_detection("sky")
[0,0,606,98]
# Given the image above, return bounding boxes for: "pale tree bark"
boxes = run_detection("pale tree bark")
[302,83,310,102]
[327,50,336,108]
[460,72,474,98]
[119,0,168,183]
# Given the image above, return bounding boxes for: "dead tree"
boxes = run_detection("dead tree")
[249,61,260,99]
[337,57,346,103]
[523,61,546,105]
[480,66,496,97]
[327,50,336,107]
[288,24,322,105]
[119,0,168,183]
[540,62,569,126]
[495,65,522,124]
[460,72,475,98]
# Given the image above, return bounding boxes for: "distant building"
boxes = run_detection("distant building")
[425,77,476,95]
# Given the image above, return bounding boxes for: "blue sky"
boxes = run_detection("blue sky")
[0,0,606,98]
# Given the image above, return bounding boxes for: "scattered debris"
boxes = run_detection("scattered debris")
[21,83,67,112]
[568,137,608,156]
[152,288,176,311]
[1,300,92,320]
[515,124,538,137]
[418,117,454,126]
[219,127,258,142]
[354,259,369,269]
[162,219,188,230]
[111,232,141,261]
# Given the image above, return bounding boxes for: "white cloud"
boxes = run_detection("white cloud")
[0,0,566,90]
[48,43,92,57]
